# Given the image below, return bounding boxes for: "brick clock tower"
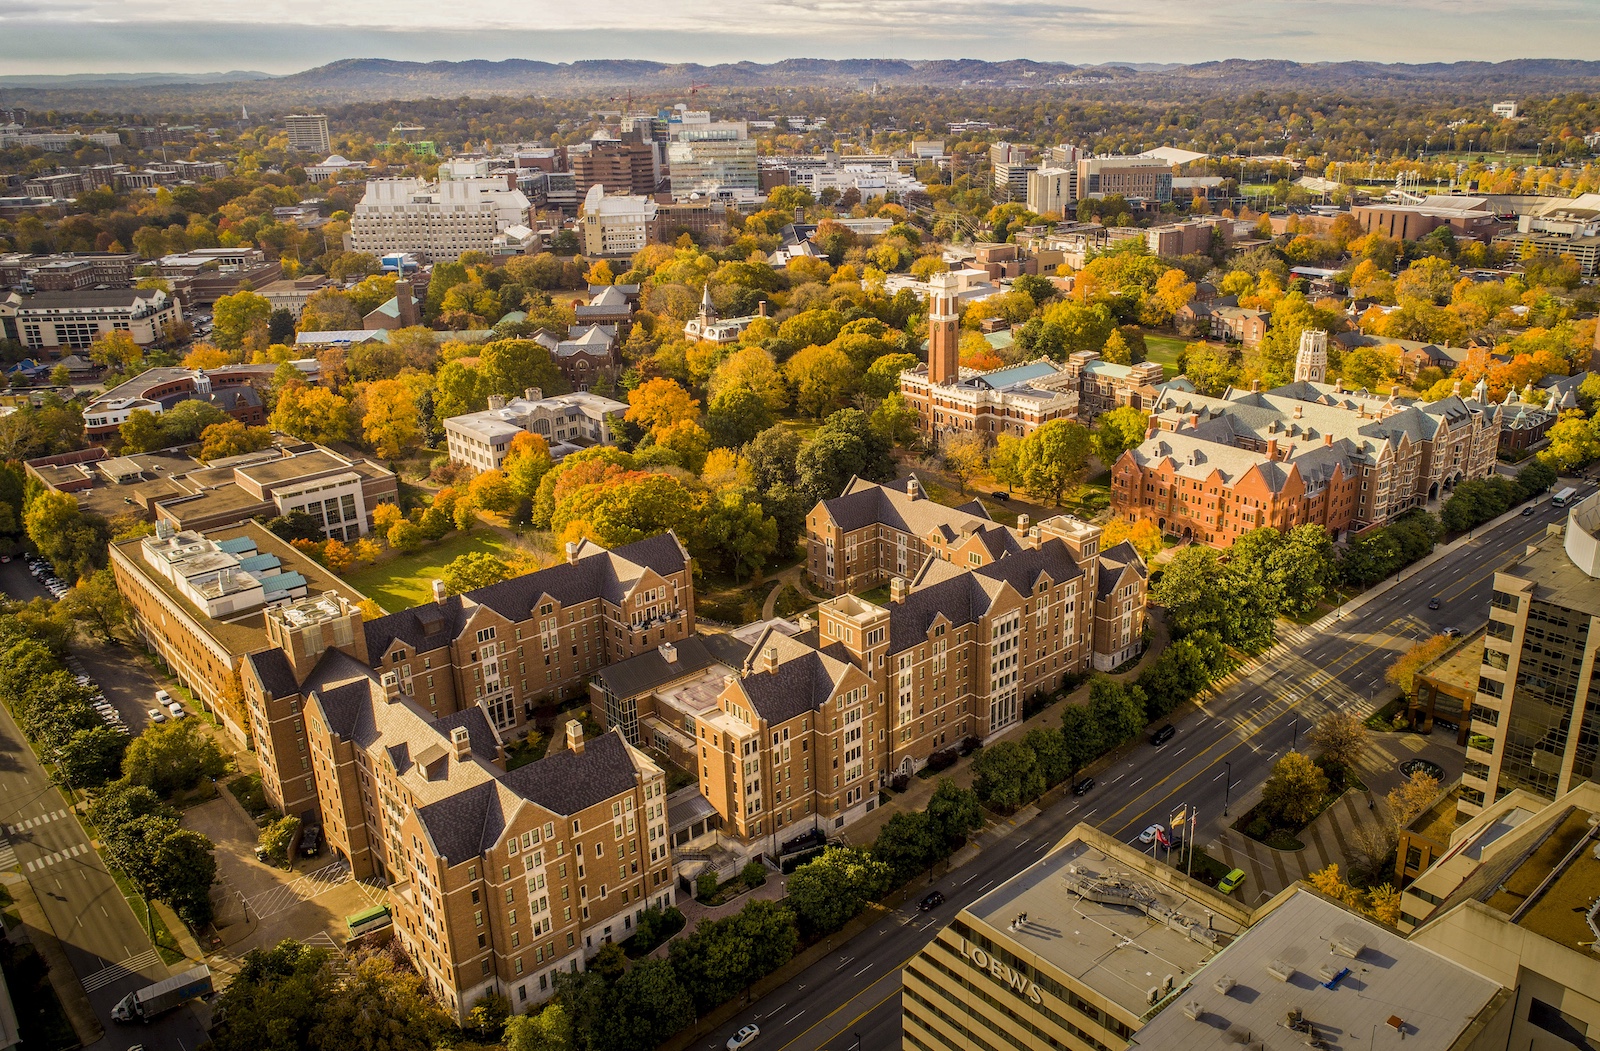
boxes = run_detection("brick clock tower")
[927,272,961,386]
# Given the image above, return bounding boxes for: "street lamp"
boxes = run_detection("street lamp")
[1290,718,1299,752]
[1223,761,1233,817]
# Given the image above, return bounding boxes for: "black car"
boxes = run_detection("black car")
[300,824,322,857]
[1071,776,1095,797]
[1521,506,1534,516]
[918,890,945,911]
[990,491,1010,502]
[1149,723,1176,746]
[1427,598,1441,610]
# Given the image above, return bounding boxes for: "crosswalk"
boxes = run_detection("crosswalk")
[245,860,352,920]
[81,948,162,993]
[6,808,73,835]
[26,842,91,873]
[0,839,16,870]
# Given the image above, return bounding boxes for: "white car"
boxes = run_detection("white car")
[147,708,167,724]
[1138,824,1166,845]
[727,1025,760,1051]
[155,689,172,706]
[167,701,187,719]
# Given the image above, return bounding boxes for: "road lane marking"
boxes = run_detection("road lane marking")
[853,964,873,977]
[784,1011,805,1025]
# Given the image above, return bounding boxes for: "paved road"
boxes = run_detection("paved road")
[0,565,209,1051]
[702,491,1578,1051]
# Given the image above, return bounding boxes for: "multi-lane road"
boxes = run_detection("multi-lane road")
[702,488,1579,1051]
[0,565,209,1051]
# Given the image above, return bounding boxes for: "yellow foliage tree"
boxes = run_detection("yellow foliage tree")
[1100,518,1163,562]
[361,379,421,459]
[625,378,700,438]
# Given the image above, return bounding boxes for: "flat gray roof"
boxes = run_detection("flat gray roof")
[964,838,1239,1018]
[1132,889,1501,1051]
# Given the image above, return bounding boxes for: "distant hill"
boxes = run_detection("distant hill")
[0,70,272,88]
[5,57,1599,108]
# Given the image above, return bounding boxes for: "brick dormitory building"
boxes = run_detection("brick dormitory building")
[1110,331,1503,545]
[116,528,693,1020]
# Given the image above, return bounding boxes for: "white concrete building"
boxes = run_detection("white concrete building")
[348,178,532,262]
[444,389,628,473]
[0,125,121,152]
[577,185,658,257]
[1026,166,1077,216]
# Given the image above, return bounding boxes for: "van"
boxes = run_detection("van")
[1149,723,1176,746]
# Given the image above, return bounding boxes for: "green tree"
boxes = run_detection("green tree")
[794,409,895,507]
[1260,751,1330,827]
[23,489,109,582]
[56,725,128,788]
[1092,406,1149,467]
[311,949,451,1051]
[604,959,696,1051]
[209,940,335,1051]
[478,339,568,400]
[122,718,227,796]
[872,811,939,886]
[504,1004,572,1051]
[1088,677,1147,748]
[258,815,301,868]
[159,399,231,445]
[1023,727,1073,787]
[971,740,1045,810]
[119,408,166,452]
[705,386,773,449]
[698,490,779,580]
[924,779,984,852]
[786,847,892,936]
[863,353,920,399]
[1059,703,1103,778]
[1538,412,1600,472]
[869,392,918,448]
[154,828,217,928]
[1017,419,1092,505]
[198,420,273,462]
[55,568,131,642]
[442,552,512,595]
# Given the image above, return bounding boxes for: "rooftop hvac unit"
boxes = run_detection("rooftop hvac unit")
[1147,986,1161,1006]
[1266,959,1296,983]
[1329,938,1365,959]
[1316,963,1343,984]
[1182,1001,1205,1021]
[1214,975,1237,995]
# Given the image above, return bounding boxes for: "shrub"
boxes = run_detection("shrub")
[695,871,719,901]
[740,860,768,887]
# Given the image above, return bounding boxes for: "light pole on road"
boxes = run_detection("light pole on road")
[1223,761,1233,817]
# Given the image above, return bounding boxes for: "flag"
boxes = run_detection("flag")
[1170,805,1188,828]
[1156,828,1170,848]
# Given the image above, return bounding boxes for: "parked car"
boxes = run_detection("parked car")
[1071,777,1095,797]
[167,701,187,719]
[154,689,172,706]
[1149,723,1176,746]
[918,890,945,911]
[1138,824,1166,844]
[726,1024,760,1051]
[147,708,167,724]
[1442,627,1461,638]
[1218,868,1247,894]
[299,824,322,857]
[990,491,1010,502]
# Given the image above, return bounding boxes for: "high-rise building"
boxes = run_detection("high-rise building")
[284,114,331,153]
[666,119,755,197]
[1459,493,1600,818]
[577,184,658,257]
[1026,167,1077,216]
[569,135,661,197]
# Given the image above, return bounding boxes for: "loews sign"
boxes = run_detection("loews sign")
[956,937,1043,1005]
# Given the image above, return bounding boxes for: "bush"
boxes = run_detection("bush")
[695,871,719,901]
[627,905,687,956]
[890,772,911,793]
[740,860,768,887]
[926,746,959,772]
[258,815,301,868]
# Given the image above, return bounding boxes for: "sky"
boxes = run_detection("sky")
[0,0,1596,76]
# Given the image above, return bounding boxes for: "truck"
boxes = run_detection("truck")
[111,965,213,1023]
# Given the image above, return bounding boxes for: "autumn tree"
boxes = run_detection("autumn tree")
[361,379,422,459]
[942,432,987,495]
[1092,406,1149,467]
[1385,634,1453,699]
[198,421,273,462]
[212,290,273,350]
[270,383,352,444]
[1260,751,1329,828]
[89,330,144,372]
[1017,419,1092,506]
[625,379,700,438]
[1100,517,1163,561]
[1386,771,1441,829]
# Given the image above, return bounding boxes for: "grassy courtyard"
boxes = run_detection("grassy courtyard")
[1139,332,1190,377]
[344,530,520,613]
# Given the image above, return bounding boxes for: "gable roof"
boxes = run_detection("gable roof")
[736,627,854,725]
[500,731,642,815]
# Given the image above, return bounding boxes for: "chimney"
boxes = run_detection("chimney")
[451,725,471,761]
[1293,404,1302,419]
[487,394,507,411]
[1390,384,1400,398]
[566,541,580,564]
[889,576,908,604]
[1266,438,1278,459]
[1324,432,1333,446]
[757,300,768,318]
[1188,413,1199,429]
[906,477,923,500]
[1017,513,1029,532]
[762,645,781,673]
[395,280,419,328]
[524,387,543,402]
[659,641,677,663]
[1250,379,1261,393]
[565,719,585,755]
[432,579,447,604]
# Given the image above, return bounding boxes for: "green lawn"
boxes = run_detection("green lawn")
[344,530,519,613]
[1140,333,1188,377]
